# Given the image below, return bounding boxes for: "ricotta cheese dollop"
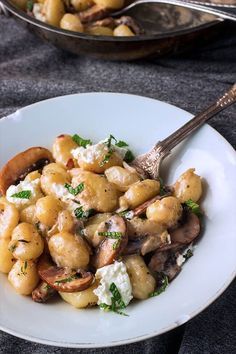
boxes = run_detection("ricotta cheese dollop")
[93,261,133,307]
[71,140,128,164]
[6,178,43,209]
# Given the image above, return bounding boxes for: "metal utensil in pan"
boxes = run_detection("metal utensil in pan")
[0,0,225,60]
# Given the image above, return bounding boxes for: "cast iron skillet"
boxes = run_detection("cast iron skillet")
[0,0,222,60]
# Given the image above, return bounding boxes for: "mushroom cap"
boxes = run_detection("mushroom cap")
[38,266,94,293]
[92,215,128,269]
[0,147,53,195]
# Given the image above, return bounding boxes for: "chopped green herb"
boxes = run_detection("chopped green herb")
[149,275,169,297]
[98,231,122,238]
[72,134,92,148]
[100,135,134,166]
[118,210,134,220]
[9,243,17,253]
[106,134,116,148]
[44,284,51,291]
[20,261,28,276]
[26,0,34,11]
[54,274,79,285]
[99,303,111,312]
[99,283,128,316]
[124,150,135,163]
[11,190,31,199]
[100,135,117,166]
[100,150,114,167]
[64,182,84,196]
[184,199,202,216]
[98,231,123,250]
[115,140,129,148]
[183,249,193,261]
[74,207,95,219]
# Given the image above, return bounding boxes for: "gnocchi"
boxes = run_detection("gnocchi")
[52,134,78,168]
[146,196,183,228]
[8,260,39,295]
[120,179,160,209]
[35,195,62,227]
[173,168,202,203]
[0,197,19,240]
[48,232,90,268]
[124,255,156,299]
[0,239,15,273]
[9,222,44,261]
[71,170,120,212]
[59,281,98,308]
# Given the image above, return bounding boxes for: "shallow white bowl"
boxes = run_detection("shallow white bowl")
[0,93,235,348]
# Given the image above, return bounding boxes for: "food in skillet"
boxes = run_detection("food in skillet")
[11,0,143,37]
[0,133,203,315]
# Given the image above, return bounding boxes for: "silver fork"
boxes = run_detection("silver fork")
[132,84,236,180]
[112,0,236,21]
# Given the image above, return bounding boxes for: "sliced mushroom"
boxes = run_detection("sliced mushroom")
[38,245,93,292]
[149,251,168,273]
[149,250,181,281]
[39,266,94,293]
[170,212,200,244]
[79,5,108,23]
[0,147,53,195]
[32,281,56,303]
[92,215,128,269]
[140,231,171,255]
[132,192,172,217]
[124,230,170,256]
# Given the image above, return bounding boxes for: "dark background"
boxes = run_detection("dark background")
[0,15,236,354]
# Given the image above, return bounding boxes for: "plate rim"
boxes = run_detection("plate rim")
[0,92,235,348]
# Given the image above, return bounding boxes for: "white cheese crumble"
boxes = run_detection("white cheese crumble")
[71,140,128,164]
[6,178,43,209]
[94,261,133,307]
[176,244,194,266]
[50,183,73,202]
[50,183,80,215]
[32,4,46,23]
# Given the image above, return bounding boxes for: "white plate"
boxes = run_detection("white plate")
[0,93,235,348]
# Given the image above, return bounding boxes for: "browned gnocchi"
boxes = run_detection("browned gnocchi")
[0,132,203,315]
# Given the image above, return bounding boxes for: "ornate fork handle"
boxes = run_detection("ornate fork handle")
[133,84,236,179]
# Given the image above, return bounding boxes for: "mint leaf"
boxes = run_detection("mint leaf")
[64,183,84,196]
[115,140,129,148]
[184,199,202,216]
[72,134,92,148]
[124,150,134,163]
[11,190,31,199]
[74,207,95,219]
[149,275,169,297]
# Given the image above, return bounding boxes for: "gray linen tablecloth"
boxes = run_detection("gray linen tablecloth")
[0,15,236,354]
